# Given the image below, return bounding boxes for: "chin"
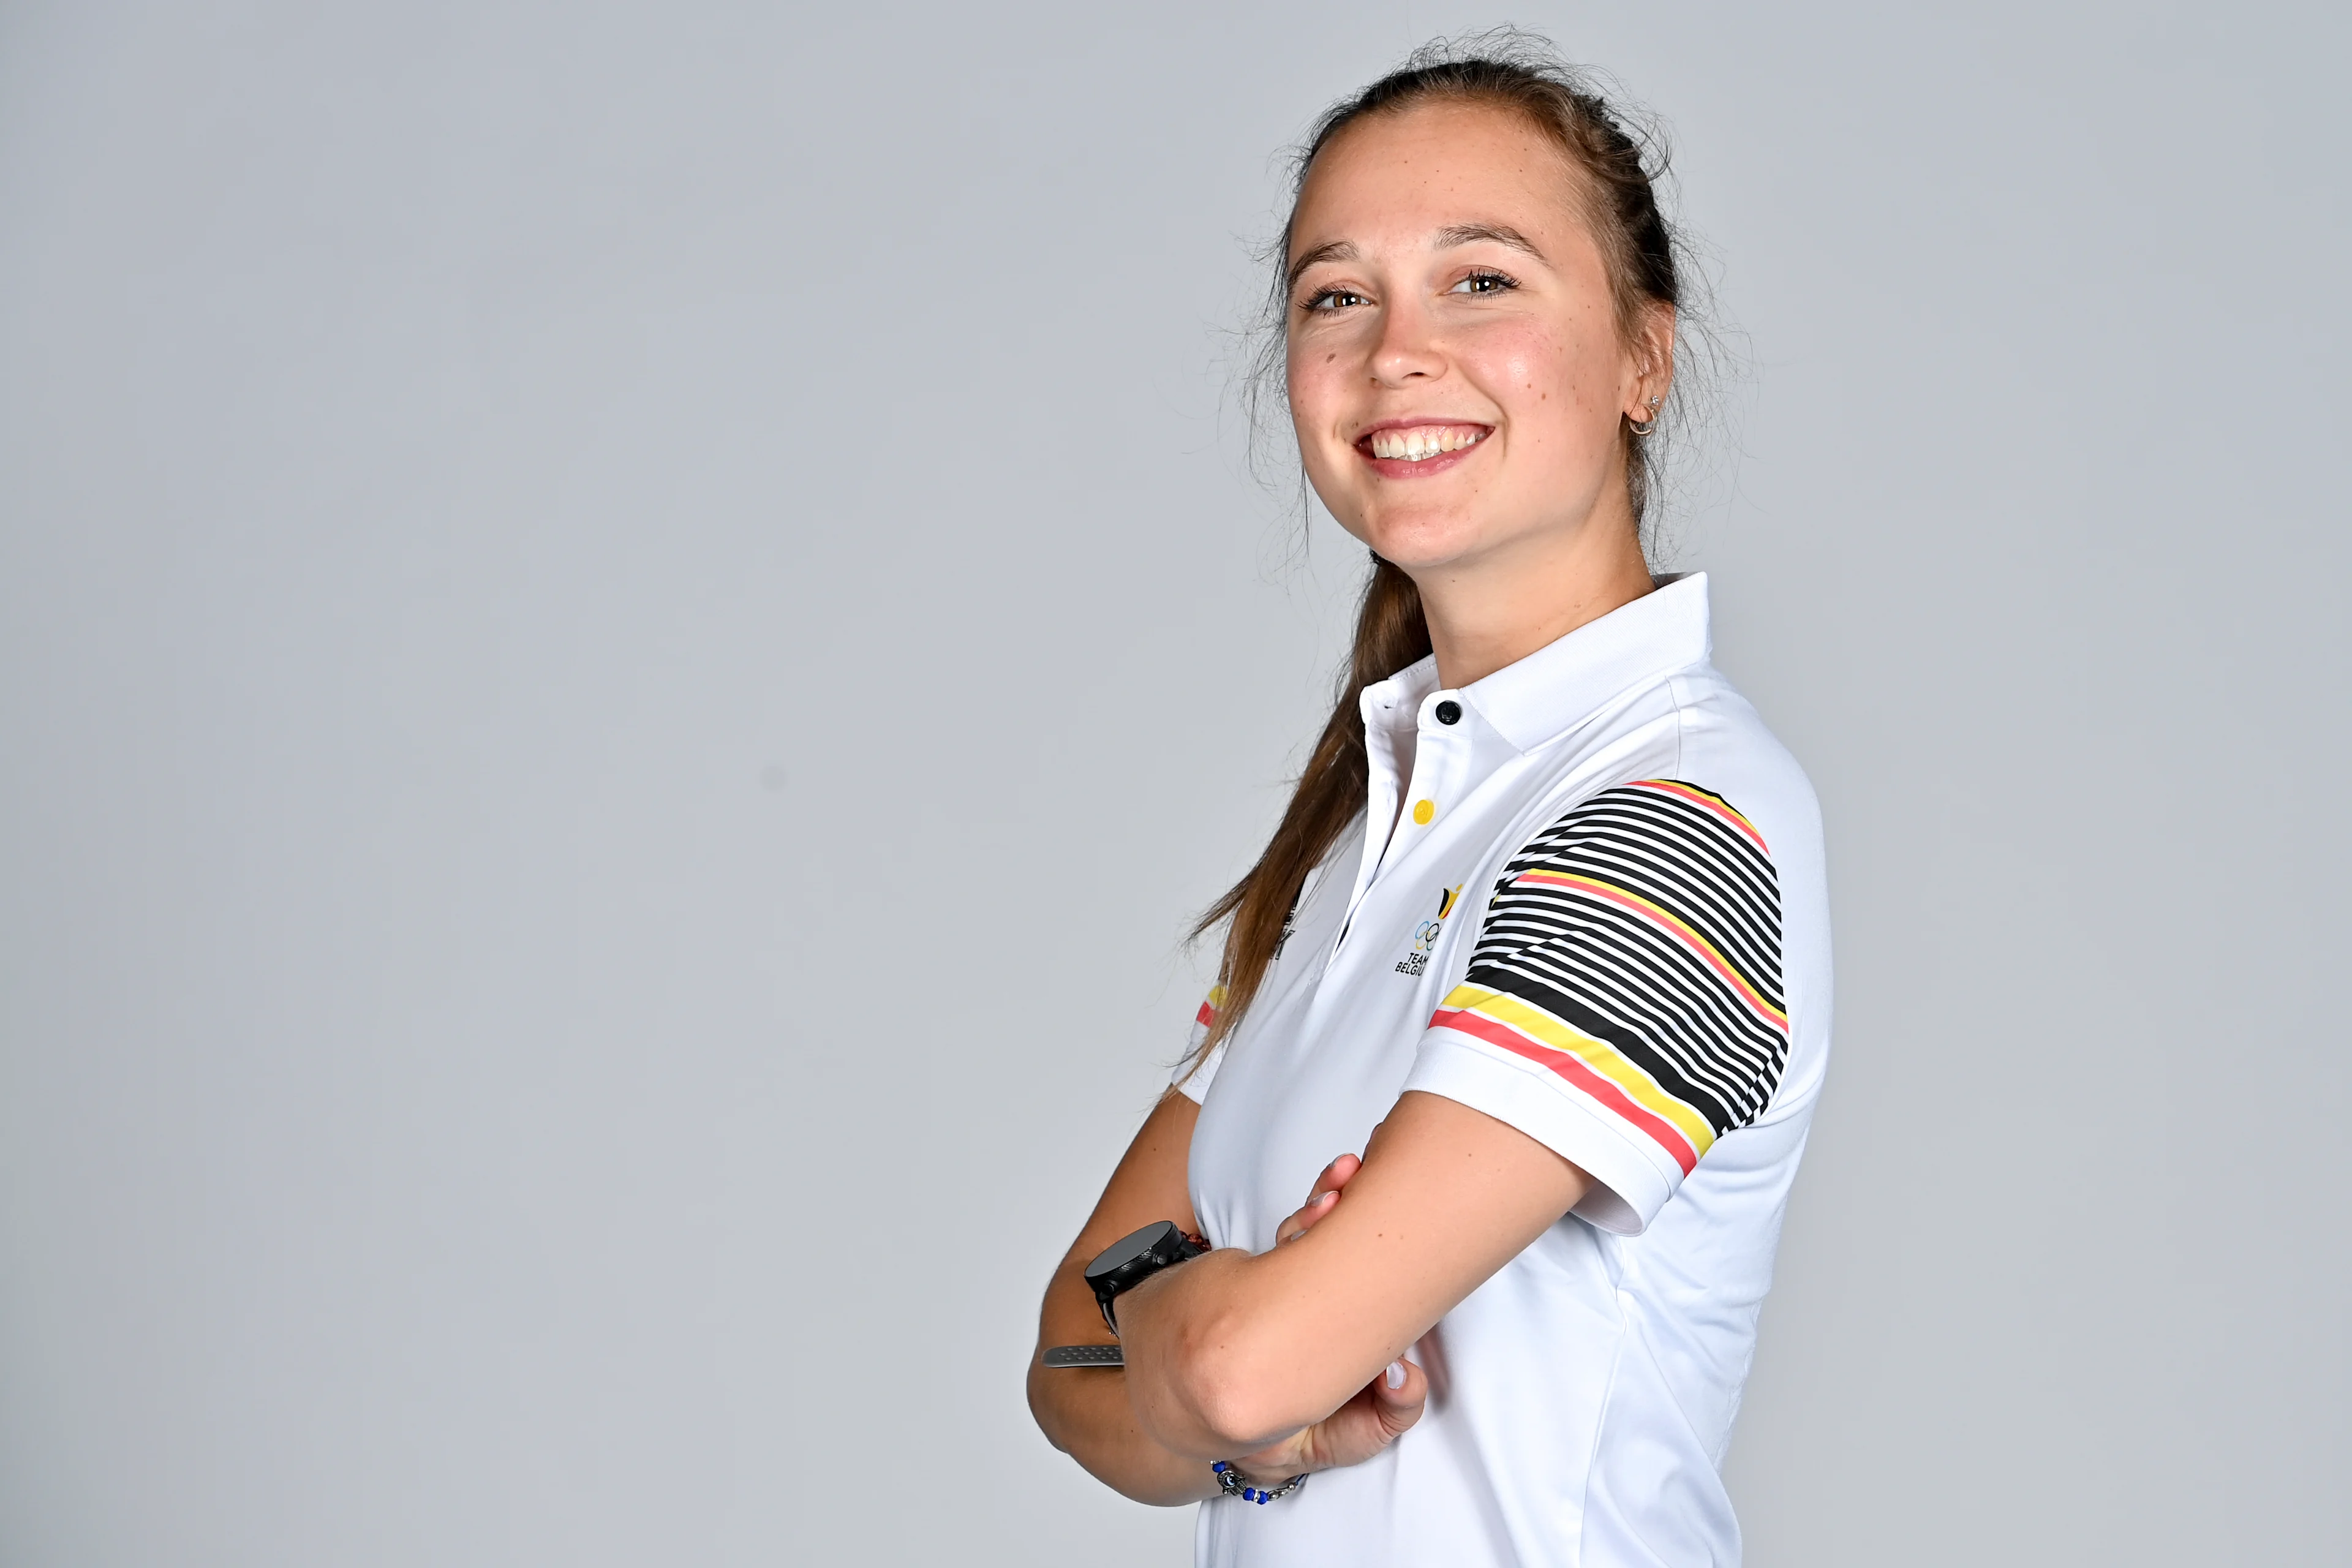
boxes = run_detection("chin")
[1351,506,1495,573]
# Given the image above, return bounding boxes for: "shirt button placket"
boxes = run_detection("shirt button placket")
[1411,695,1463,831]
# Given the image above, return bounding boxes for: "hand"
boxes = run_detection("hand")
[1222,1153,1425,1484]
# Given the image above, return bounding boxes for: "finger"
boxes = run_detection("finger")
[1231,1429,1310,1477]
[1277,1152,1371,1245]
[1282,1361,1426,1475]
[1275,1187,1340,1245]
[1371,1358,1427,1439]
[1297,1152,1363,1208]
[1278,1156,1360,1241]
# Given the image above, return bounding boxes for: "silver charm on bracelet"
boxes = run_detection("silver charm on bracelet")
[1211,1461,1308,1504]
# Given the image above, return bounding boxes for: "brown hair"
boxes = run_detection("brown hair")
[1186,32,1694,1068]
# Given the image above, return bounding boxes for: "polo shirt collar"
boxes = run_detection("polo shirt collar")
[1460,571,1713,754]
[1343,575,1714,913]
[1356,572,1713,756]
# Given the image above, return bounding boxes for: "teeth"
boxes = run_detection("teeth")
[1369,425,1485,461]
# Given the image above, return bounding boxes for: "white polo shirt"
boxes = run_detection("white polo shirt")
[1175,574,1830,1568]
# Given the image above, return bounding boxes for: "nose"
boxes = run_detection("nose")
[1370,296,1445,387]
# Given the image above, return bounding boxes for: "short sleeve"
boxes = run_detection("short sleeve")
[1401,780,1789,1234]
[1169,986,1228,1103]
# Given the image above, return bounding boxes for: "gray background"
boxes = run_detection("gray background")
[2,2,2345,1563]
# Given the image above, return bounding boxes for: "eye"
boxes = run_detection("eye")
[1301,287,1369,314]
[1448,270,1518,296]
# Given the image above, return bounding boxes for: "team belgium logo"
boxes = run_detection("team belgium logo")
[1394,883,1464,978]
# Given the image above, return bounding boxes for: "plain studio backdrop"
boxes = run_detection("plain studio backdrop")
[2,2,2346,1563]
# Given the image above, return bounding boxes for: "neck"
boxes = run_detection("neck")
[1411,510,1656,690]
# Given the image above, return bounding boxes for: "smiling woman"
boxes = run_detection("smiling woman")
[1028,32,1830,1568]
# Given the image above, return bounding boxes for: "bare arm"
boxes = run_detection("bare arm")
[1027,1091,1221,1504]
[1113,1090,1589,1458]
[1028,1090,1433,1502]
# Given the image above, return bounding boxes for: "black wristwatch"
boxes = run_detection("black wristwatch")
[1041,1220,1208,1369]
[1084,1220,1208,1332]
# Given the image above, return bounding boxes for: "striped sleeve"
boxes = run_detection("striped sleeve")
[1400,779,1789,1234]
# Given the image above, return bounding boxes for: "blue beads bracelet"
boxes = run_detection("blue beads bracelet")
[1212,1461,1308,1504]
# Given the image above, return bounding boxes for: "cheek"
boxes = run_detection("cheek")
[1285,344,1357,462]
[1284,342,1336,416]
[1463,320,1618,437]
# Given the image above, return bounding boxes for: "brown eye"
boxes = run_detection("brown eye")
[1449,271,1517,296]
[1303,288,1367,313]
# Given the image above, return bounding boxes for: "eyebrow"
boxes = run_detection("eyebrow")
[1285,222,1548,291]
[1433,222,1546,261]
[1286,239,1358,291]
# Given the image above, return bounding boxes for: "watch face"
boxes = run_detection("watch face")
[1084,1220,1204,1337]
[1086,1221,1179,1285]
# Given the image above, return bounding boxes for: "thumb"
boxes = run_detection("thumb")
[1372,1358,1427,1438]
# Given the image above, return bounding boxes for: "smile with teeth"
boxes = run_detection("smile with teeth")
[1365,424,1489,461]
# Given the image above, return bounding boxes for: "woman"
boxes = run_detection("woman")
[1028,37,1828,1567]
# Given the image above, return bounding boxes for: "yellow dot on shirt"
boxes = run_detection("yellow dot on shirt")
[1412,799,1436,825]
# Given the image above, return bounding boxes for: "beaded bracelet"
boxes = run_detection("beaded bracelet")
[1211,1460,1308,1504]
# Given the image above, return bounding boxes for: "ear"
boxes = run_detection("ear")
[1623,301,1676,421]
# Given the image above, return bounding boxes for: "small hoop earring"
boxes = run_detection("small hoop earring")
[1628,415,1658,438]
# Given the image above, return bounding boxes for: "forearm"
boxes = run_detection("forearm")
[1114,1245,1365,1457]
[1117,1093,1591,1457]
[1026,1251,1220,1506]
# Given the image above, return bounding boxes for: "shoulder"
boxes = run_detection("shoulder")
[1509,777,1775,874]
[1648,664,1831,1119]
[1486,779,1785,1010]
[1657,664,1822,876]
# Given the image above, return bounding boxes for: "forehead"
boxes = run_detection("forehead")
[1289,100,1590,260]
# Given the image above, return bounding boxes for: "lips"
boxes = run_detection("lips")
[1354,420,1492,478]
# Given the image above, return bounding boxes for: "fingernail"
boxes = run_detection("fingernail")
[1385,1360,1406,1390]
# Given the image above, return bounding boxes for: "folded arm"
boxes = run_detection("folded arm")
[1026,1090,1222,1505]
[1112,1089,1589,1458]
[1027,1084,1493,1501]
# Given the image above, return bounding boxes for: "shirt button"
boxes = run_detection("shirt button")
[1434,699,1462,726]
[1412,799,1436,825]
